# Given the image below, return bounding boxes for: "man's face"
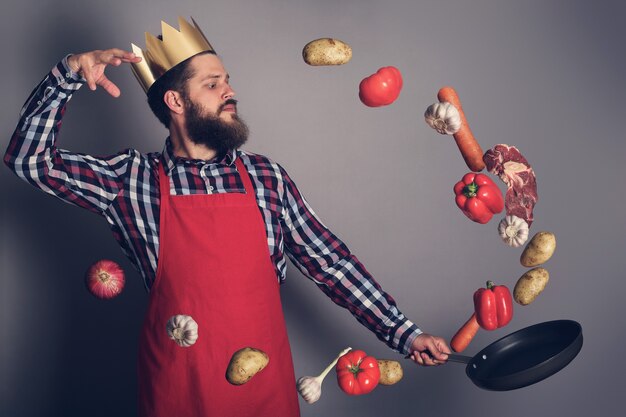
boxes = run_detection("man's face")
[184,53,237,122]
[181,53,249,155]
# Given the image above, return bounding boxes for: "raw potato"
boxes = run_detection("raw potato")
[226,347,269,385]
[302,38,352,66]
[520,231,556,267]
[377,359,403,386]
[514,267,550,305]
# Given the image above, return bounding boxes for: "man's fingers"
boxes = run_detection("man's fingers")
[408,352,425,366]
[124,55,142,63]
[434,339,452,361]
[99,49,141,65]
[73,49,140,95]
[421,352,437,366]
[106,48,138,59]
[407,334,453,366]
[97,51,123,66]
[430,348,448,361]
[425,338,450,361]
[72,54,96,90]
[81,65,97,91]
[98,75,121,98]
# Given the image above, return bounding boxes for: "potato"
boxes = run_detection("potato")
[514,267,550,305]
[302,38,352,66]
[520,231,556,267]
[226,347,269,385]
[377,359,403,386]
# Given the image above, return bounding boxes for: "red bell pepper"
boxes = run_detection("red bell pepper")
[335,349,380,395]
[473,281,514,331]
[358,66,403,107]
[454,173,504,224]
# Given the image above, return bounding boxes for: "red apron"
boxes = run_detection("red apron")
[137,158,300,417]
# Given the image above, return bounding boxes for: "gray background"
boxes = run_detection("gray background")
[2,0,625,416]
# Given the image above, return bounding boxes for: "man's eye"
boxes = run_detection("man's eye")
[206,83,216,89]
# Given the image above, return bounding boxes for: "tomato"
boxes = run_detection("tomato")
[335,349,380,395]
[358,66,403,107]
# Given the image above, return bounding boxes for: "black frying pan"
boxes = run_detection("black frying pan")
[445,320,583,391]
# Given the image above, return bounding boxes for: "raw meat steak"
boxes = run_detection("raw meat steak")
[483,144,538,227]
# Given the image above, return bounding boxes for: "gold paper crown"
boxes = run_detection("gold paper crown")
[130,16,214,93]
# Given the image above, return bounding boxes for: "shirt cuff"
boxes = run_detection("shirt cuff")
[18,55,85,127]
[393,319,423,355]
[57,54,86,87]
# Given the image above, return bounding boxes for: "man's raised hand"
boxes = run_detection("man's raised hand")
[67,48,142,97]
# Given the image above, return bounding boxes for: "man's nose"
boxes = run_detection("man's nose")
[223,84,235,100]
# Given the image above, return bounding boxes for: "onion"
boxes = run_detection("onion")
[85,259,125,299]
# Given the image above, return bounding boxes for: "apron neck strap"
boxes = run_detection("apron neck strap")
[234,157,256,197]
[158,159,170,202]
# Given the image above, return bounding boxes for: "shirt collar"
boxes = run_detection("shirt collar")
[161,138,238,174]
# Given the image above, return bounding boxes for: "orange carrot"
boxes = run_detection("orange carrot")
[437,86,485,172]
[450,313,480,353]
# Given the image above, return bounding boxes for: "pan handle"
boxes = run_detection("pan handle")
[404,352,472,364]
[444,353,472,364]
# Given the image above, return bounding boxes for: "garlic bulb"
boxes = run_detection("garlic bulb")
[498,215,530,247]
[296,376,323,404]
[424,102,462,134]
[297,347,352,404]
[166,315,199,347]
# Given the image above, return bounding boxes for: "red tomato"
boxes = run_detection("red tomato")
[335,349,380,395]
[358,66,403,107]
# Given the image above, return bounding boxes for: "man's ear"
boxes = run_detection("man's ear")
[164,90,185,115]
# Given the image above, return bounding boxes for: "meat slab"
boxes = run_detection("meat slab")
[483,144,538,227]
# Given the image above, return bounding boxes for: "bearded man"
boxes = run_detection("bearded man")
[5,17,450,417]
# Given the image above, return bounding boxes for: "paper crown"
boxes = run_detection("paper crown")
[130,16,215,93]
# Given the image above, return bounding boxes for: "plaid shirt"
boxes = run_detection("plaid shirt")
[4,56,422,354]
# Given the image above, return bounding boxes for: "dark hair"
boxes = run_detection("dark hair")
[146,50,216,128]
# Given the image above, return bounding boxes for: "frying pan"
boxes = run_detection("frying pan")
[444,319,583,391]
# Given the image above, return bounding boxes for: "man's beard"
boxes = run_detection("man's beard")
[184,98,249,158]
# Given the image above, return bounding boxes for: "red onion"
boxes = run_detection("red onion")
[85,259,125,299]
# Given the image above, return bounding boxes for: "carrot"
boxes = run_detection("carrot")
[450,313,480,353]
[437,86,485,172]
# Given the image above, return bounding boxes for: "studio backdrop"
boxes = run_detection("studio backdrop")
[2,1,625,416]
